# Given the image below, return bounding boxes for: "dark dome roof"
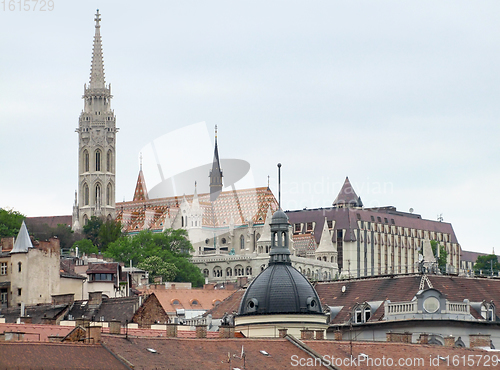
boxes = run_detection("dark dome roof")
[238,264,323,316]
[271,210,288,224]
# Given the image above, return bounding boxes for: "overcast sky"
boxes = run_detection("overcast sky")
[0,1,498,254]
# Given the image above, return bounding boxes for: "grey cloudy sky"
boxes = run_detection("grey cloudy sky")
[0,1,498,254]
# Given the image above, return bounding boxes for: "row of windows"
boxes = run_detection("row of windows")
[82,149,114,173]
[206,265,253,278]
[90,273,114,281]
[82,182,113,206]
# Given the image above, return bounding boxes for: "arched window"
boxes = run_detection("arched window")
[95,149,101,171]
[83,183,89,205]
[213,266,222,278]
[83,214,89,226]
[203,269,209,277]
[106,150,112,172]
[354,303,372,323]
[95,183,101,209]
[240,235,245,250]
[226,267,232,277]
[246,266,252,275]
[106,183,112,205]
[83,150,89,172]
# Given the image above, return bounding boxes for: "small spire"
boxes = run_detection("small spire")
[267,175,270,190]
[209,125,223,201]
[139,152,143,171]
[215,125,218,141]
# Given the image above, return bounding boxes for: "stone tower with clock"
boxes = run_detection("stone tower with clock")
[73,10,118,230]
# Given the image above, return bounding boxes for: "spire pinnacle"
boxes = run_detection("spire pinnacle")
[89,9,106,89]
[209,125,223,201]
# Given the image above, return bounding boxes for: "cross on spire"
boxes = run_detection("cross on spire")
[95,9,101,27]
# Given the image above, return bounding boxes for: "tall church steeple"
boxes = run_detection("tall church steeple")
[74,10,118,230]
[209,125,223,202]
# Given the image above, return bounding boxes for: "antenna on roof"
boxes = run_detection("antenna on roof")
[277,163,282,210]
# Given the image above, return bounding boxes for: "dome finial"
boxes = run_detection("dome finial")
[277,163,282,210]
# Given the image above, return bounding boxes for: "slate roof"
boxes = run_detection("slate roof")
[10,221,32,254]
[87,262,120,274]
[102,336,327,370]
[287,206,459,245]
[332,176,363,207]
[0,304,69,324]
[116,187,278,232]
[0,342,129,369]
[315,274,500,324]
[68,296,141,325]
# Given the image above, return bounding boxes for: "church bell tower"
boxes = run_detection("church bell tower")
[74,10,118,229]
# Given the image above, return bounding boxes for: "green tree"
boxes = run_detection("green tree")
[83,216,103,248]
[138,256,179,283]
[104,229,203,287]
[98,219,123,252]
[431,240,448,273]
[72,238,98,255]
[0,208,25,238]
[474,254,500,276]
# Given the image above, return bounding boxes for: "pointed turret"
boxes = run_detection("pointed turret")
[332,177,363,208]
[89,9,106,90]
[133,165,149,202]
[209,125,223,202]
[11,221,33,254]
[315,218,336,254]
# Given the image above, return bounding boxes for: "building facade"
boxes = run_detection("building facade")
[287,177,461,278]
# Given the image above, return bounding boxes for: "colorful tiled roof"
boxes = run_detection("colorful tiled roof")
[117,187,278,232]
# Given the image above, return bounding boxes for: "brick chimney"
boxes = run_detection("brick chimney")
[278,328,288,338]
[88,291,103,308]
[195,324,207,338]
[166,323,178,338]
[469,333,491,348]
[109,320,122,335]
[444,335,455,347]
[300,328,314,340]
[418,333,429,344]
[334,330,342,341]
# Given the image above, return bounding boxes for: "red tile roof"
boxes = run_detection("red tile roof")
[0,323,74,341]
[0,342,129,369]
[102,335,327,369]
[141,288,237,314]
[305,340,491,370]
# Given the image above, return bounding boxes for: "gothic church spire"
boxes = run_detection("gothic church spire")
[209,125,223,201]
[89,9,106,90]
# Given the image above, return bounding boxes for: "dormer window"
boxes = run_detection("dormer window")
[353,303,371,323]
[481,302,495,321]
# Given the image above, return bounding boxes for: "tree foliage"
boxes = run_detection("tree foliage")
[0,208,25,238]
[431,240,448,272]
[138,256,179,283]
[474,254,500,275]
[72,238,98,255]
[82,216,122,252]
[104,229,204,287]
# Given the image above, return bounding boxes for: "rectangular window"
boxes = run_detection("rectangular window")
[18,288,22,296]
[306,222,313,232]
[0,290,7,305]
[294,223,301,233]
[0,262,7,275]
[327,220,333,229]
